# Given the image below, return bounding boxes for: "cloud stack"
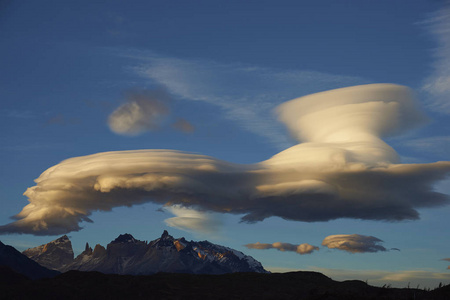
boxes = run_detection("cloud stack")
[1,84,449,235]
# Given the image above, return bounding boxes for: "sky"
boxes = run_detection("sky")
[1,0,450,288]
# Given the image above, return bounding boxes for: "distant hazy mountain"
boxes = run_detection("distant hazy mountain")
[23,230,269,275]
[0,240,59,279]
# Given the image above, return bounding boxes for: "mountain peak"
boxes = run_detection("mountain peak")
[22,235,74,271]
[160,230,175,241]
[82,242,93,256]
[111,233,137,244]
[92,244,106,257]
[53,235,70,244]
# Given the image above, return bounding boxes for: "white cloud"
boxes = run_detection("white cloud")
[422,3,450,114]
[1,84,449,235]
[121,50,369,149]
[322,234,388,253]
[164,205,221,236]
[245,242,319,255]
[108,89,170,135]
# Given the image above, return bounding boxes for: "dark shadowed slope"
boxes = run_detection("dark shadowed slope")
[0,240,59,279]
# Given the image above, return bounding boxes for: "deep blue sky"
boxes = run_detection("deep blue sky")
[1,0,450,288]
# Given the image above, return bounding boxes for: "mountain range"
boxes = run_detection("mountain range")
[2,235,450,299]
[21,230,269,275]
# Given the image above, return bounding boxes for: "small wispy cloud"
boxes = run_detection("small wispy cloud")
[108,88,171,135]
[172,118,195,133]
[2,109,36,119]
[245,242,319,255]
[46,114,80,126]
[108,88,195,136]
[421,3,450,114]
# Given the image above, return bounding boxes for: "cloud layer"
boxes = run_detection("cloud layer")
[245,233,392,255]
[1,84,450,235]
[322,234,388,253]
[164,205,221,236]
[245,242,319,255]
[307,267,450,288]
[422,3,450,114]
[124,50,369,149]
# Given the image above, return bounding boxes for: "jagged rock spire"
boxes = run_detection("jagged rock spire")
[160,230,174,240]
[83,242,93,255]
[93,244,106,257]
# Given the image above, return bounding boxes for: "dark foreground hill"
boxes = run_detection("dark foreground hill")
[2,268,449,300]
[0,241,59,280]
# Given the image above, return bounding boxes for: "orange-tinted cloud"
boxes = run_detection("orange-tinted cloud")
[322,234,388,253]
[245,242,319,255]
[1,84,449,235]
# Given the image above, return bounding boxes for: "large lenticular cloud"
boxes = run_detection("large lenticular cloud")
[1,84,450,235]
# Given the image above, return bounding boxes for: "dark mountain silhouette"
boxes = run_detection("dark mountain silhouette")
[2,239,450,299]
[0,265,30,285]
[1,269,449,300]
[0,240,59,279]
[23,230,269,275]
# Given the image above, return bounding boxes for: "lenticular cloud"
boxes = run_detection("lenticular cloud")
[322,234,388,253]
[245,242,319,255]
[2,84,450,235]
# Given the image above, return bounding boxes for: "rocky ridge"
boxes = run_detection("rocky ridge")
[22,235,73,270]
[23,230,269,275]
